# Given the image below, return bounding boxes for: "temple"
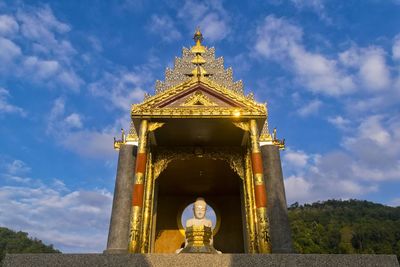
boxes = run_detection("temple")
[106,29,293,254]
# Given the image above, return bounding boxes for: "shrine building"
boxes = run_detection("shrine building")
[105,29,293,254]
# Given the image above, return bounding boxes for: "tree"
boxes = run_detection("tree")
[0,227,60,263]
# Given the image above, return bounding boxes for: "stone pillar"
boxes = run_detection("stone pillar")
[128,119,149,253]
[249,119,271,253]
[261,145,294,253]
[105,144,137,253]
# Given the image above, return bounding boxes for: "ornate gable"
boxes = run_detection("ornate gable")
[131,29,267,119]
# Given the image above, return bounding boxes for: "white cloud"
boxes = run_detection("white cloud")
[284,150,379,204]
[177,0,230,42]
[388,197,400,207]
[283,114,400,204]
[0,14,19,36]
[64,113,83,129]
[23,56,60,79]
[199,13,229,42]
[0,87,25,116]
[297,99,322,117]
[356,115,391,146]
[46,98,117,159]
[328,116,351,130]
[284,150,309,168]
[5,159,31,175]
[393,34,400,60]
[0,184,112,252]
[0,157,113,252]
[290,0,330,23]
[340,46,391,91]
[89,70,148,111]
[56,70,83,91]
[284,175,313,203]
[255,15,355,96]
[149,15,182,42]
[60,130,115,159]
[359,50,390,90]
[0,5,83,92]
[0,37,21,62]
[16,5,70,47]
[291,47,355,95]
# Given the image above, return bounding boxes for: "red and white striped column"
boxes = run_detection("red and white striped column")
[128,119,148,253]
[249,119,272,253]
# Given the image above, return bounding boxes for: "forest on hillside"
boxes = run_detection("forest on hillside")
[0,227,59,262]
[0,199,399,262]
[288,199,400,260]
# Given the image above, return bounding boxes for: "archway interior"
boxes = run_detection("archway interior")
[153,157,244,253]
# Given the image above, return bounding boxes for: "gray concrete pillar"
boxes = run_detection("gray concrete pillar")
[261,145,294,253]
[105,144,137,253]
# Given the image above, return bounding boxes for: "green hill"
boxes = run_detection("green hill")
[0,227,60,263]
[288,199,400,259]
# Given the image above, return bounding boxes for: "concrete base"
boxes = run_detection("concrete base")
[3,253,399,267]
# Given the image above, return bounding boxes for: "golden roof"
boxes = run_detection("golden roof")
[115,29,285,149]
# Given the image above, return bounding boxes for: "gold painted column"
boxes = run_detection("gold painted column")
[244,149,258,253]
[140,151,154,253]
[128,119,148,253]
[249,119,272,253]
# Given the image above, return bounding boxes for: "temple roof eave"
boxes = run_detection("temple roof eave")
[130,77,267,118]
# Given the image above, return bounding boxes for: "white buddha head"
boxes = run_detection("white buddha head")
[193,197,207,219]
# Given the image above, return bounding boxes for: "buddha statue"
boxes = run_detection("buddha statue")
[177,198,220,254]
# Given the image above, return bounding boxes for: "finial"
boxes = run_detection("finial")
[193,27,203,44]
[191,27,206,55]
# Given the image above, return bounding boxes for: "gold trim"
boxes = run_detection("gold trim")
[153,147,245,181]
[131,76,267,118]
[148,122,165,132]
[233,121,250,132]
[259,120,272,142]
[135,172,145,185]
[249,119,261,154]
[181,91,217,106]
[127,121,139,142]
[256,207,271,253]
[254,173,264,185]
[128,206,142,253]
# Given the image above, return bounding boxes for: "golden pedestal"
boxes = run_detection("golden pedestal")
[180,225,218,254]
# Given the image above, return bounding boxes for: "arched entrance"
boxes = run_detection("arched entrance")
[153,157,245,253]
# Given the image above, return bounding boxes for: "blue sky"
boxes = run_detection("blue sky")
[0,0,400,253]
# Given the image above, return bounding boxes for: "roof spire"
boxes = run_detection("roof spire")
[193,27,203,44]
[191,27,206,54]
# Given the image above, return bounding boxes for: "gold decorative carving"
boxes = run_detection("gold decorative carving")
[148,122,165,132]
[256,207,271,253]
[131,76,267,118]
[152,147,245,180]
[232,121,250,132]
[249,119,260,154]
[113,122,138,150]
[259,124,285,150]
[259,120,272,142]
[181,91,217,107]
[113,128,126,150]
[129,206,142,252]
[154,29,244,96]
[126,121,139,142]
